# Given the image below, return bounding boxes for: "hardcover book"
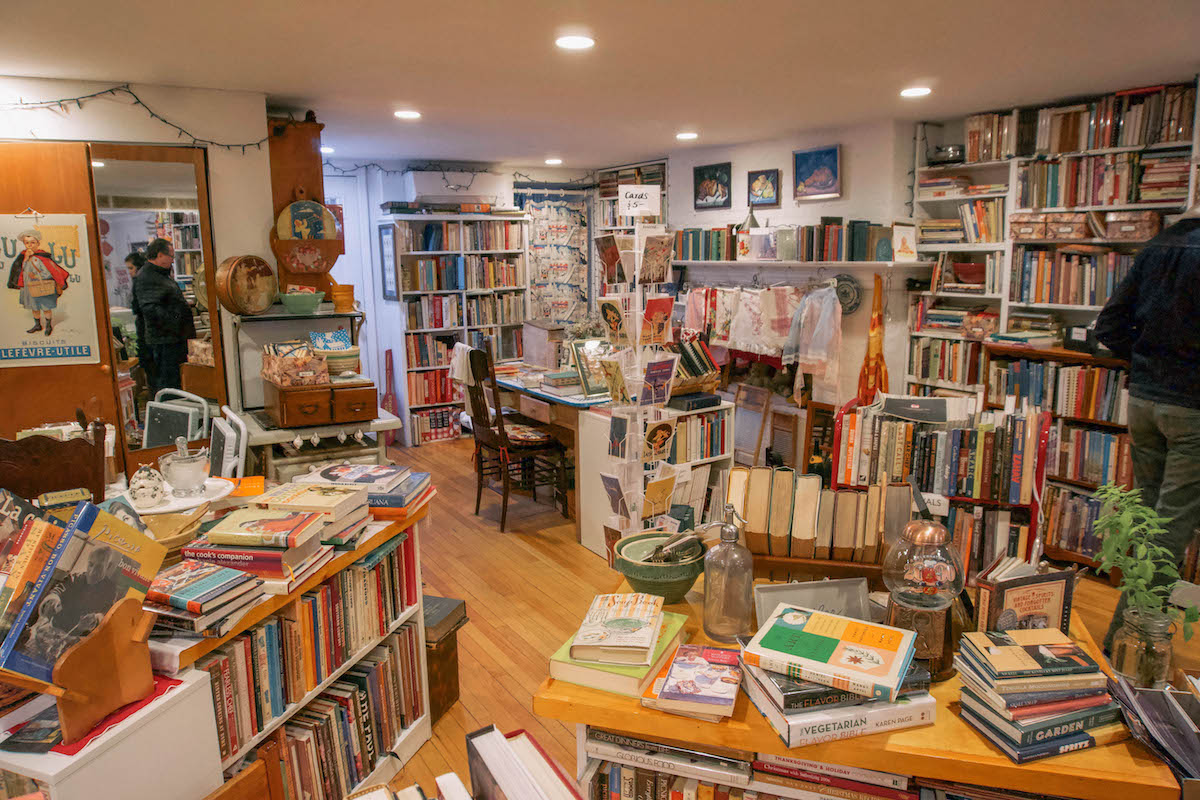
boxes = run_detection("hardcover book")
[643,644,741,720]
[146,559,259,614]
[959,707,1128,764]
[206,509,325,548]
[368,472,432,508]
[551,612,687,697]
[256,483,368,521]
[0,490,41,574]
[958,687,1122,746]
[959,629,1099,680]
[182,532,323,579]
[746,660,931,712]
[570,593,664,665]
[975,556,1074,635]
[742,605,917,702]
[294,464,410,492]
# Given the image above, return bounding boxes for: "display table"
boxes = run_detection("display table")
[532,578,1179,800]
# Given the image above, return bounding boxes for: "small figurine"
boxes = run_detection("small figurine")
[128,465,167,510]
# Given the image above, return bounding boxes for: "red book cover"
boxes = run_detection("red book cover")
[402,534,418,607]
[329,577,345,667]
[751,761,917,800]
[1009,692,1114,720]
[218,653,240,756]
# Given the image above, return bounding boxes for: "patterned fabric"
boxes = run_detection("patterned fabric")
[728,289,764,353]
[682,288,711,341]
[710,287,739,347]
[309,329,352,350]
[505,422,554,445]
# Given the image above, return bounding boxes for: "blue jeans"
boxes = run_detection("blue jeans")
[1104,395,1200,649]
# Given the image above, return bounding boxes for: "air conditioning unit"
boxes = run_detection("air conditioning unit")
[400,170,513,208]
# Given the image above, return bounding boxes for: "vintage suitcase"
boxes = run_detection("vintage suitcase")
[423,595,467,724]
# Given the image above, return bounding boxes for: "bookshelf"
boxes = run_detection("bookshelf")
[378,213,530,447]
[591,161,669,293]
[906,76,1200,396]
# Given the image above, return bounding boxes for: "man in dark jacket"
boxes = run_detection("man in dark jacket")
[1094,211,1200,651]
[131,237,195,396]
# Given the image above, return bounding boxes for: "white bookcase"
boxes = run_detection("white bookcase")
[378,213,530,446]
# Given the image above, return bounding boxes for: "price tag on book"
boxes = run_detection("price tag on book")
[618,185,661,217]
[918,492,949,517]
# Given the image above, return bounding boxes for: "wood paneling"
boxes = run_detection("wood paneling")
[0,142,120,439]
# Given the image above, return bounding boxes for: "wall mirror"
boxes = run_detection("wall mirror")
[88,145,226,467]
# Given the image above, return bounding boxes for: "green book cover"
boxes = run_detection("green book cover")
[551,611,686,676]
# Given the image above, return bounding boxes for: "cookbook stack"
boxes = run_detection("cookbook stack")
[145,560,264,639]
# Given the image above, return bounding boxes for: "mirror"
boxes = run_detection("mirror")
[89,146,226,457]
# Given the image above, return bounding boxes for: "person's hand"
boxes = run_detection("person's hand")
[39,595,61,618]
[77,612,103,634]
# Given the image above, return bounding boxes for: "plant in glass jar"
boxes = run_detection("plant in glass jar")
[1094,483,1200,688]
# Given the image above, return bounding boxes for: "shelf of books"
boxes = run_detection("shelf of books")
[379,213,530,447]
[907,77,1198,397]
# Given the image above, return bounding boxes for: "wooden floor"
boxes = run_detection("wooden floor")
[385,437,1200,795]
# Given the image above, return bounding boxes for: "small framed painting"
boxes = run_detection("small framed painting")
[570,339,614,398]
[793,145,842,201]
[693,162,732,210]
[747,168,781,208]
[378,223,398,301]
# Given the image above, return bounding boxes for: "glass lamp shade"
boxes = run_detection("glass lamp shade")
[882,519,964,611]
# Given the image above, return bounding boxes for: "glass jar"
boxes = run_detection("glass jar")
[882,520,964,611]
[702,506,753,643]
[1111,608,1173,689]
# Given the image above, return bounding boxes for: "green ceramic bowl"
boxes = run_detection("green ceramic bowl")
[613,533,706,604]
[279,291,325,315]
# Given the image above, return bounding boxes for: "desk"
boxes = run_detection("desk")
[494,373,609,534]
[532,578,1179,800]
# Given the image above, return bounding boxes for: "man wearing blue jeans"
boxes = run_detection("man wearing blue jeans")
[1095,210,1200,651]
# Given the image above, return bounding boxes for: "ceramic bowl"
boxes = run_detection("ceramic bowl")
[279,291,325,315]
[613,532,706,604]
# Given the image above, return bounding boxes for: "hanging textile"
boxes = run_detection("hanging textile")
[856,273,889,403]
[727,288,764,353]
[783,285,842,402]
[519,195,590,325]
[710,287,739,347]
[681,287,711,342]
[726,287,802,356]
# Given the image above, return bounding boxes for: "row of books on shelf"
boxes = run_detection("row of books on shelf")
[405,332,455,369]
[909,297,998,335]
[908,336,985,388]
[411,406,462,444]
[986,358,1130,425]
[945,503,1032,583]
[1047,421,1132,488]
[597,164,665,198]
[406,295,461,330]
[837,404,1048,506]
[1034,83,1196,154]
[468,327,522,361]
[461,220,523,251]
[675,218,895,263]
[1009,245,1134,307]
[466,293,524,326]
[916,175,1007,201]
[1016,150,1190,209]
[402,256,463,292]
[1043,483,1104,560]
[917,198,1004,244]
[465,254,523,289]
[597,201,660,229]
[278,627,422,800]
[666,407,729,465]
[928,252,1002,296]
[407,369,461,407]
[962,109,1027,163]
[393,220,524,253]
[727,465,912,562]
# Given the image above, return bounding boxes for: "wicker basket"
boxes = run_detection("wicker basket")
[316,345,361,375]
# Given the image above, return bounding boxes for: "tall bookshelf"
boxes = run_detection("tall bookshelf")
[378,213,530,447]
[907,77,1199,397]
[591,161,669,296]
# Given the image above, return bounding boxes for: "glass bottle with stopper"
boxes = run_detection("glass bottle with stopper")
[699,504,754,643]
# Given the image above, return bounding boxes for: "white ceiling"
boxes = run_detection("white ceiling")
[4,0,1199,166]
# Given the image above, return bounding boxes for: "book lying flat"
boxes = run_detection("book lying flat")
[960,629,1100,681]
[256,483,368,522]
[745,660,931,712]
[959,688,1122,746]
[549,611,687,697]
[954,654,1107,694]
[642,644,741,720]
[205,509,324,548]
[294,464,410,492]
[959,706,1128,764]
[570,594,664,665]
[145,559,259,613]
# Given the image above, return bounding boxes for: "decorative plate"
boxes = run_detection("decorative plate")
[276,200,338,240]
[834,273,862,314]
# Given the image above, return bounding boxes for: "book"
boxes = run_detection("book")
[742,665,935,748]
[642,645,741,720]
[146,587,263,637]
[550,611,687,697]
[570,594,664,665]
[743,467,772,555]
[146,559,259,613]
[256,483,368,522]
[742,605,917,702]
[0,519,65,641]
[583,730,751,788]
[205,509,325,548]
[959,668,1112,721]
[959,687,1122,746]
[975,557,1074,635]
[182,532,323,580]
[0,503,166,681]
[789,475,821,558]
[320,507,371,548]
[766,468,794,557]
[954,652,1107,694]
[745,660,931,712]
[959,629,1100,680]
[294,464,410,492]
[754,752,908,791]
[0,490,42,574]
[749,762,917,800]
[959,706,1128,764]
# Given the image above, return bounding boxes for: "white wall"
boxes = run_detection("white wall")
[664,119,920,402]
[0,77,274,408]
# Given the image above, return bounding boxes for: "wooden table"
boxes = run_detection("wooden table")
[532,579,1179,800]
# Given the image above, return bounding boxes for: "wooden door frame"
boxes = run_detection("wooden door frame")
[88,144,228,475]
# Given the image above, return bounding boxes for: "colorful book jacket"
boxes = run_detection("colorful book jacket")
[145,559,257,613]
[655,645,742,712]
[960,707,1128,764]
[976,570,1074,635]
[749,660,931,711]
[0,490,42,573]
[570,593,664,660]
[960,629,1099,679]
[294,464,409,490]
[742,605,917,702]
[205,509,324,548]
[367,473,432,508]
[0,503,166,681]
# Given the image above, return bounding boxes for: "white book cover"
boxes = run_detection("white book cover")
[570,594,664,665]
[754,753,908,791]
[584,739,750,788]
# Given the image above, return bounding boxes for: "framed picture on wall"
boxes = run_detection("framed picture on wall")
[693,162,732,210]
[747,168,781,208]
[793,145,842,201]
[378,223,398,301]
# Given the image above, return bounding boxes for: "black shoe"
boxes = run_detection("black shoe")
[26,321,41,333]
[44,322,52,336]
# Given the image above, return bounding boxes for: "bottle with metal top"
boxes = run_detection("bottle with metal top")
[699,504,754,642]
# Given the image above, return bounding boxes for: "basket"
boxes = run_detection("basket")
[262,351,330,386]
[26,277,57,298]
[317,345,361,376]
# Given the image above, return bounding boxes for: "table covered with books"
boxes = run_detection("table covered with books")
[532,577,1179,800]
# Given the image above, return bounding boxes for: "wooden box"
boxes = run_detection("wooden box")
[1009,212,1047,240]
[524,320,565,369]
[332,384,377,422]
[265,382,331,428]
[424,596,467,725]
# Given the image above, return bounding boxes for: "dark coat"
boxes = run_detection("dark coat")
[131,262,196,347]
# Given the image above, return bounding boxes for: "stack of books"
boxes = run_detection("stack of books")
[1137,152,1190,202]
[145,560,264,639]
[917,175,970,200]
[549,609,687,698]
[956,629,1127,762]
[739,605,934,747]
[260,482,371,549]
[368,471,434,521]
[541,370,583,396]
[917,218,965,244]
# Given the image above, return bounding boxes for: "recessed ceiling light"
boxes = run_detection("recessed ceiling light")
[555,35,594,50]
[90,160,105,167]
[394,109,422,120]
[900,86,932,98]
[544,158,563,165]
[675,131,699,141]
[320,146,335,154]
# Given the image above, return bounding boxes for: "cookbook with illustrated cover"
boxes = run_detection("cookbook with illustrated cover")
[206,508,324,548]
[570,593,664,665]
[0,490,41,574]
[960,629,1099,679]
[145,559,258,613]
[742,604,917,702]
[654,644,742,715]
[294,464,409,491]
[976,567,1073,635]
[256,483,366,520]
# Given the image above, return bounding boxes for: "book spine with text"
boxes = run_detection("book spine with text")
[751,762,915,800]
[753,753,907,790]
[784,693,936,747]
[585,740,750,789]
[741,648,902,703]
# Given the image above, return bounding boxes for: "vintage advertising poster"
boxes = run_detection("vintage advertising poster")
[1,215,99,368]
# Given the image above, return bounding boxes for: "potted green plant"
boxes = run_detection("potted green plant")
[1094,483,1200,688]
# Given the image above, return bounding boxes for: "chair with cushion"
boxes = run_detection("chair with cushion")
[466,340,571,531]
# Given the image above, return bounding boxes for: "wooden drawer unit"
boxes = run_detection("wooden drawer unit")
[332,385,378,423]
[264,383,332,428]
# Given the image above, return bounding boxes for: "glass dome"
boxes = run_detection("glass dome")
[882,519,964,611]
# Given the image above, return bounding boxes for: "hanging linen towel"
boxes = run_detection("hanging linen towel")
[759,287,804,356]
[727,288,765,353]
[783,285,842,384]
[450,342,475,386]
[681,288,711,342]
[710,287,739,347]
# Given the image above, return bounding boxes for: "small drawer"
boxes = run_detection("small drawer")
[332,385,378,423]
[519,395,551,424]
[266,383,332,428]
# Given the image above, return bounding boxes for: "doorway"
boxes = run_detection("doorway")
[323,174,377,383]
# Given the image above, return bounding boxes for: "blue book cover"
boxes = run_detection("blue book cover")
[263,620,280,718]
[254,626,272,722]
[368,473,431,508]
[305,594,323,682]
[355,531,407,571]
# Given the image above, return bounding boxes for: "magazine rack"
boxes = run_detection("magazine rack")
[0,597,155,744]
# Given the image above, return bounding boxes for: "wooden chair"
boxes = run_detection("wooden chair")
[0,419,107,500]
[466,341,571,531]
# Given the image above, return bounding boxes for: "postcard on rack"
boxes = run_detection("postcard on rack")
[643,474,678,520]
[615,235,637,281]
[640,355,679,406]
[595,234,625,284]
[600,473,630,519]
[608,415,629,458]
[639,234,674,285]
[643,418,678,463]
[641,295,674,346]
[599,359,633,406]
[598,297,631,346]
